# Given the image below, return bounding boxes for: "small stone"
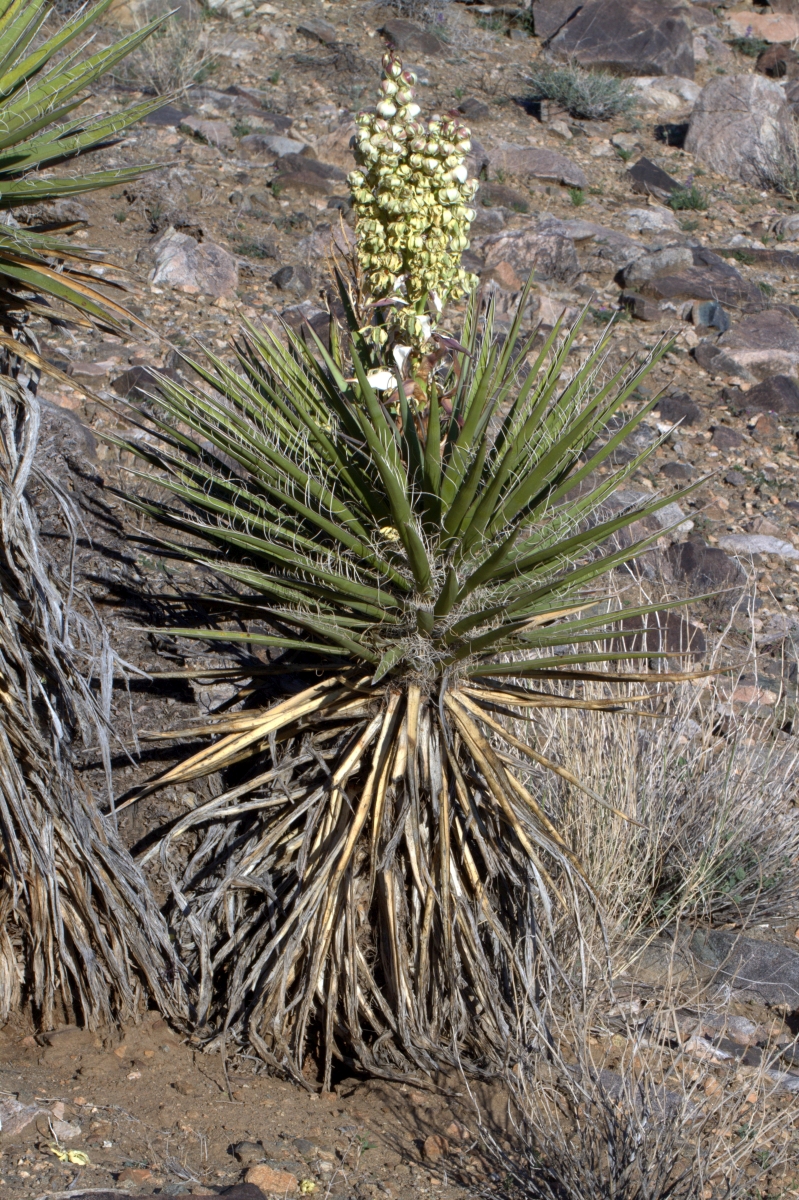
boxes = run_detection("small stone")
[611,132,640,153]
[711,425,744,451]
[624,205,681,234]
[246,1163,299,1194]
[234,1141,265,1165]
[477,181,529,211]
[422,1134,449,1161]
[50,1118,81,1139]
[704,1077,722,1096]
[242,134,307,160]
[151,229,239,300]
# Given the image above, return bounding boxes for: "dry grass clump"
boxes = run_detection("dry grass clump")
[477,997,797,1200]
[512,614,799,961]
[112,9,216,97]
[526,62,636,122]
[0,381,185,1028]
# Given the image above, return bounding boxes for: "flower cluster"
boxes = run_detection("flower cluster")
[348,52,479,358]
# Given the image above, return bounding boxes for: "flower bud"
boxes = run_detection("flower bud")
[376,100,397,118]
[380,79,398,96]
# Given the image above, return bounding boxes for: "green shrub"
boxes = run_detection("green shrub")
[668,184,708,212]
[527,62,636,122]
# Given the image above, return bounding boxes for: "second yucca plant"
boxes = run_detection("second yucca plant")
[121,54,701,1083]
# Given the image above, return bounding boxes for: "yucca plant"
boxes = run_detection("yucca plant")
[116,55,706,1083]
[0,3,186,1027]
[0,0,174,352]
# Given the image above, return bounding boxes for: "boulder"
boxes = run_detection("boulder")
[684,74,791,186]
[532,0,583,40]
[179,116,234,152]
[739,373,799,414]
[624,205,681,234]
[691,929,799,1008]
[635,247,763,310]
[666,539,746,609]
[698,309,799,382]
[478,226,581,283]
[311,122,357,171]
[151,228,238,299]
[549,0,694,78]
[726,9,799,44]
[380,19,443,56]
[717,533,799,561]
[621,246,694,288]
[296,17,337,43]
[487,143,587,188]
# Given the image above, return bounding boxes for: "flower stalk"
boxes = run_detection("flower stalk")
[349,51,479,375]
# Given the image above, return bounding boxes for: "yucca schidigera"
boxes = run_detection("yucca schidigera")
[117,58,707,1084]
[349,52,478,362]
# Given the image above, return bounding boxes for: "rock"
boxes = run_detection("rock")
[549,0,694,78]
[179,116,235,151]
[270,264,313,296]
[726,9,799,45]
[245,1164,299,1194]
[145,103,191,128]
[717,533,799,561]
[478,226,581,283]
[67,360,116,382]
[658,391,701,426]
[471,207,505,235]
[51,1117,81,1139]
[724,468,746,487]
[532,0,583,40]
[666,539,746,609]
[624,206,680,234]
[737,374,799,414]
[684,74,791,186]
[487,143,587,188]
[466,136,490,179]
[422,1134,449,1161]
[296,17,337,43]
[380,19,443,56]
[690,930,799,1008]
[711,425,744,451]
[694,29,734,65]
[550,119,573,140]
[112,364,167,402]
[627,156,681,201]
[151,228,239,299]
[703,309,799,382]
